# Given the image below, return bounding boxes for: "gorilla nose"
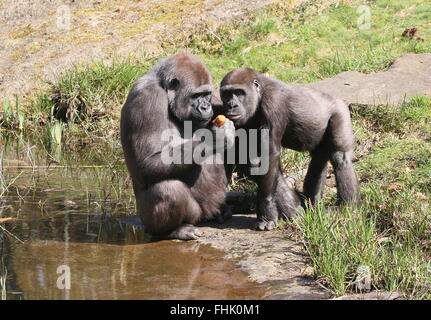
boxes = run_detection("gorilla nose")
[227,101,238,109]
[198,104,212,115]
[227,104,238,111]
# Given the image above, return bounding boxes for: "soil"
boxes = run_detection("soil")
[0,0,284,102]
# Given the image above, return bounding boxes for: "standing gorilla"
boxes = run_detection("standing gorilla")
[120,53,233,240]
[220,68,360,231]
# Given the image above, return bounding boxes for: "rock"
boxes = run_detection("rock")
[266,291,329,300]
[308,53,431,106]
[197,214,331,299]
[333,291,403,300]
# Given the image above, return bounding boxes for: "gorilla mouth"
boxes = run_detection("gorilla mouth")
[191,110,213,123]
[227,114,241,120]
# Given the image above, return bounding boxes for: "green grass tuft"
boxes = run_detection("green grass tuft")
[34,59,150,123]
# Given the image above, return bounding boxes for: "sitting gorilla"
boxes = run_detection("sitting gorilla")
[120,53,234,240]
[219,68,360,231]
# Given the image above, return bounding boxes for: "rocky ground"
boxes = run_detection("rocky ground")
[197,213,403,300]
[309,53,431,106]
[0,0,285,101]
[198,214,332,299]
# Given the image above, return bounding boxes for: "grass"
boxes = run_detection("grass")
[3,0,430,150]
[0,0,431,298]
[298,203,431,298]
[34,59,149,123]
[196,0,431,82]
[290,96,431,298]
[1,59,151,160]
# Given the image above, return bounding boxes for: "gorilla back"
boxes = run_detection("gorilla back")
[120,52,228,240]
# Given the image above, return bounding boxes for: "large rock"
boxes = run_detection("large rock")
[309,53,431,106]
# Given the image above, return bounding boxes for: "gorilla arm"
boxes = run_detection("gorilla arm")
[121,82,234,184]
[121,81,199,184]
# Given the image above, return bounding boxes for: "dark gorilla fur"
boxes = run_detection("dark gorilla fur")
[120,53,230,240]
[220,68,360,231]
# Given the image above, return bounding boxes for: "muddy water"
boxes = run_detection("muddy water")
[0,139,268,299]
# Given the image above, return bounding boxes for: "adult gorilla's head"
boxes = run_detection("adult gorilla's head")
[219,68,262,127]
[156,52,214,124]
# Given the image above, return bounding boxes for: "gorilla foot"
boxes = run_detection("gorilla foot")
[215,206,233,223]
[255,220,277,231]
[168,224,202,240]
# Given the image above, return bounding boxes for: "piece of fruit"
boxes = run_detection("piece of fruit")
[212,114,226,127]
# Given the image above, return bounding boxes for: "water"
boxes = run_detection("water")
[0,138,268,300]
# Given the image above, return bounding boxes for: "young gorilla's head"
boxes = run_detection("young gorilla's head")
[220,68,261,127]
[157,52,214,125]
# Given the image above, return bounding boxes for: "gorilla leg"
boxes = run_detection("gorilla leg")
[187,163,229,223]
[274,173,302,219]
[329,150,360,204]
[137,180,203,240]
[214,204,233,223]
[303,151,329,205]
[256,168,302,230]
[327,104,360,205]
[255,155,281,231]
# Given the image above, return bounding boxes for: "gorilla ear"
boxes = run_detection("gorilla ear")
[253,79,261,94]
[168,78,180,91]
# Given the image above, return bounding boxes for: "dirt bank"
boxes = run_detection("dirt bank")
[1,0,285,102]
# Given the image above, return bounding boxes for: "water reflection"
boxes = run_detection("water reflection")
[2,213,269,300]
[14,238,267,300]
[1,137,269,300]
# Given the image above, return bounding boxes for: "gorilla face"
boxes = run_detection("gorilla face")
[168,79,214,125]
[188,87,213,122]
[220,83,259,127]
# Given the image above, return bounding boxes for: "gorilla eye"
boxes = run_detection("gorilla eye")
[234,89,245,96]
[168,78,179,90]
[221,91,231,101]
[191,92,211,100]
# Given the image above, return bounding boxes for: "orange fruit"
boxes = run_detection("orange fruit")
[212,115,226,127]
